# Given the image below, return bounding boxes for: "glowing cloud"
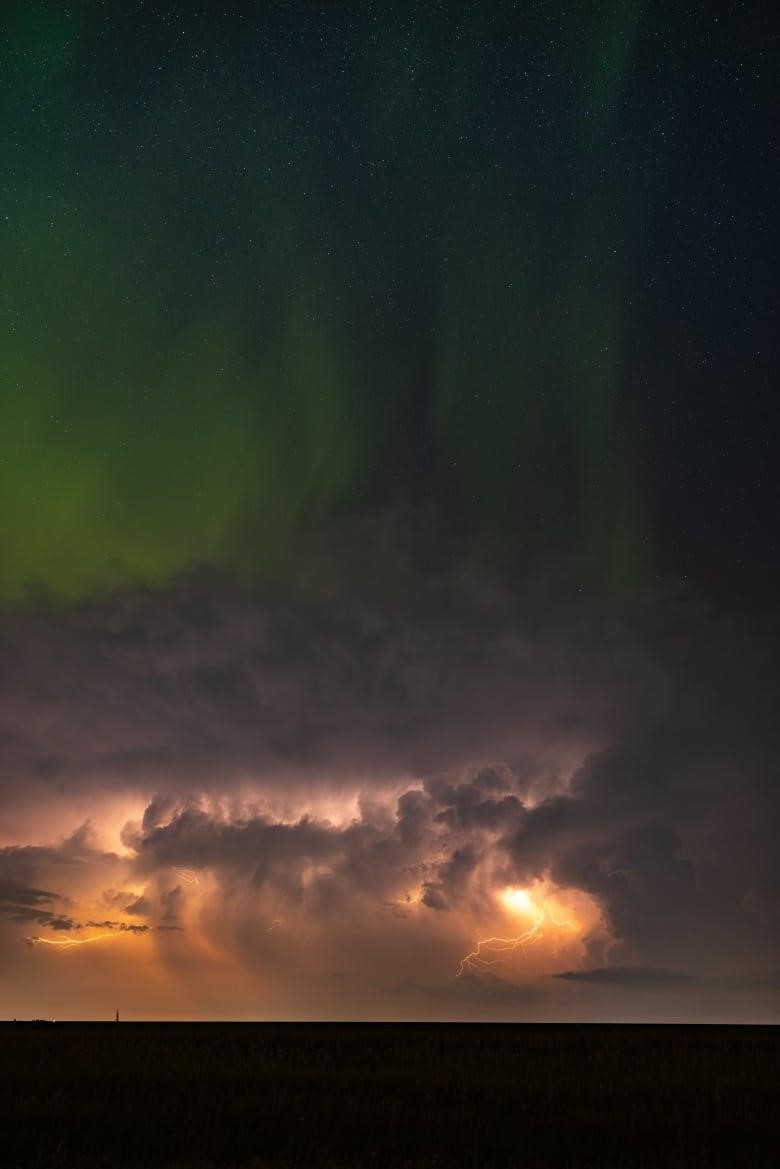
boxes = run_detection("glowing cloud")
[458,885,580,978]
[27,933,124,950]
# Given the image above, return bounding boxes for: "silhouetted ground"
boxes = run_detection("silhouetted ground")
[1,1022,776,1168]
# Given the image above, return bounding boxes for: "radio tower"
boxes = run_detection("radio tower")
[115,1007,119,1023]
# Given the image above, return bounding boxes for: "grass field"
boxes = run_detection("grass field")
[1,1022,776,1168]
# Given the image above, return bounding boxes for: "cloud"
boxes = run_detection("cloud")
[555,966,705,988]
[0,570,665,810]
[83,920,151,934]
[0,876,65,925]
[0,570,778,1017]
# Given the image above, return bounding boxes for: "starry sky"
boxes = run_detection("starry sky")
[1,0,777,1022]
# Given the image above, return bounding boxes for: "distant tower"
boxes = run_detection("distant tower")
[115,1008,119,1023]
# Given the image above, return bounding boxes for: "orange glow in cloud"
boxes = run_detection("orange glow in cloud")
[500,887,536,914]
[26,932,132,950]
[458,883,585,977]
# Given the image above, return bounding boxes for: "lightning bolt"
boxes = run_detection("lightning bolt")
[457,892,576,977]
[26,933,121,950]
[458,911,546,976]
[26,927,150,951]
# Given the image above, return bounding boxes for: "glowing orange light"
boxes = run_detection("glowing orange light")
[27,933,121,949]
[500,887,535,914]
[458,884,576,977]
[26,930,147,951]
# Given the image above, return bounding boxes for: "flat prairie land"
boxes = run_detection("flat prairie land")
[1,1022,776,1168]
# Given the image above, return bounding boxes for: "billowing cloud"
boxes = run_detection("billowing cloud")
[0,572,778,1019]
[0,570,665,812]
[0,876,75,929]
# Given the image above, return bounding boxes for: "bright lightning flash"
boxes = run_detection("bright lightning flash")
[27,932,139,950]
[458,885,576,977]
[501,888,534,914]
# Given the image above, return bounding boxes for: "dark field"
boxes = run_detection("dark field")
[1,1022,776,1169]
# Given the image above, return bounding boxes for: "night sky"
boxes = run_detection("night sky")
[1,1,777,1022]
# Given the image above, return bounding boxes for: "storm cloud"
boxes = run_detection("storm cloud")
[1,571,778,1018]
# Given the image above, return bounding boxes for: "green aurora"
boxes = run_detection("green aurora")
[3,1,655,600]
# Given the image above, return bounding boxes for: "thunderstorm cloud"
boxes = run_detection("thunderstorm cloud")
[1,572,777,1020]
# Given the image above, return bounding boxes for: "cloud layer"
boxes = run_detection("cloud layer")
[1,572,778,1019]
